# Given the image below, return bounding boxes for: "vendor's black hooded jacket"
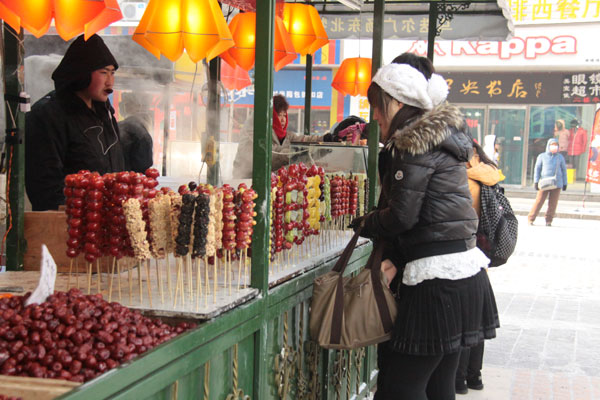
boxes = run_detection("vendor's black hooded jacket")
[361,103,478,266]
[25,34,125,211]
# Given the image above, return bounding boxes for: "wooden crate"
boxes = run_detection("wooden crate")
[23,211,69,273]
[0,375,80,400]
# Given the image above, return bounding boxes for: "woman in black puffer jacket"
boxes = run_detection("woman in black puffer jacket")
[352,54,499,400]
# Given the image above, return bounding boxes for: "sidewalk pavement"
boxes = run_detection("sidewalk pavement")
[507,196,600,221]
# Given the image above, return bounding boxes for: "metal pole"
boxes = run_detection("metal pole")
[367,0,385,211]
[251,0,275,294]
[3,24,25,270]
[304,54,313,135]
[206,57,221,186]
[427,3,438,62]
[252,4,275,399]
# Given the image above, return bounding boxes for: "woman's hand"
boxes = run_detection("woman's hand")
[381,259,398,288]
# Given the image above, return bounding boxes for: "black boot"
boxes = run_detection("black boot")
[467,374,484,390]
[455,378,468,395]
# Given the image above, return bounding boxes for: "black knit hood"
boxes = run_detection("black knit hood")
[52,34,118,92]
[386,102,472,162]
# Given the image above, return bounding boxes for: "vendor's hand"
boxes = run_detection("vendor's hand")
[322,133,334,142]
[381,259,398,288]
[348,216,365,232]
[563,185,567,191]
[534,183,539,191]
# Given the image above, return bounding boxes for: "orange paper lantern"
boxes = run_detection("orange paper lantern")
[281,3,314,56]
[132,0,234,63]
[305,5,329,55]
[220,13,296,72]
[0,0,122,41]
[281,4,328,56]
[331,57,372,97]
[221,61,252,91]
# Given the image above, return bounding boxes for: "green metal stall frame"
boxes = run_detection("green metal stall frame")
[1,0,510,398]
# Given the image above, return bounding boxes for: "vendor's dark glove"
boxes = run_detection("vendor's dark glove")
[348,216,365,232]
[534,183,539,191]
[322,133,334,142]
[563,185,567,191]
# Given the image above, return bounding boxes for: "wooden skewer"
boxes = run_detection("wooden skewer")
[213,256,217,304]
[195,258,201,312]
[87,263,92,294]
[75,257,79,289]
[187,254,193,303]
[180,257,185,307]
[145,259,153,308]
[137,260,143,303]
[174,257,182,308]
[96,260,101,294]
[166,256,173,302]
[243,248,248,288]
[237,252,243,292]
[227,251,232,296]
[128,259,133,304]
[156,258,164,305]
[116,258,122,302]
[204,256,209,307]
[67,259,73,291]
[108,256,116,303]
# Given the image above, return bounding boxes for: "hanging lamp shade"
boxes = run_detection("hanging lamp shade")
[0,0,122,41]
[221,13,296,72]
[220,12,255,71]
[132,0,234,63]
[281,4,315,56]
[281,4,328,56]
[273,16,297,71]
[304,5,329,55]
[221,61,252,91]
[332,57,372,97]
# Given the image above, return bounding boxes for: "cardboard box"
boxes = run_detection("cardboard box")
[24,211,69,272]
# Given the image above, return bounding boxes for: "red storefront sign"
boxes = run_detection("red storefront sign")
[586,108,600,184]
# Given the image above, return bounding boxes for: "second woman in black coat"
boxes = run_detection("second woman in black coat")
[352,54,499,400]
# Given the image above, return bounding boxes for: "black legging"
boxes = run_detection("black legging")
[456,342,484,381]
[375,342,461,400]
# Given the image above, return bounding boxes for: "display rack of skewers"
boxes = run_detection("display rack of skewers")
[61,168,258,320]
[267,163,370,287]
[56,163,368,319]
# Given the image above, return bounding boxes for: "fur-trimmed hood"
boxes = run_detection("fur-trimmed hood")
[386,102,471,162]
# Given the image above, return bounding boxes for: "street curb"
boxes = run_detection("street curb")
[513,210,600,220]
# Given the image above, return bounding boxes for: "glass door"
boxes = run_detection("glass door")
[487,107,526,185]
[461,107,486,144]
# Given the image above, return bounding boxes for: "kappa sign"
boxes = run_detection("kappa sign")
[408,35,577,60]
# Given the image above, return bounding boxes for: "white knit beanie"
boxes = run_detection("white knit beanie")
[371,63,448,111]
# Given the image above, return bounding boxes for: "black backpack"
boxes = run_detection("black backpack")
[477,184,518,267]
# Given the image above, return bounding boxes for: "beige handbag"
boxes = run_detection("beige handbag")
[309,229,398,350]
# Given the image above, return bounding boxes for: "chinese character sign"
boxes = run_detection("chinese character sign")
[509,0,600,23]
[445,72,561,104]
[586,108,600,184]
[562,72,600,104]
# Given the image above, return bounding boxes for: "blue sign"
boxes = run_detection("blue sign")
[229,69,332,108]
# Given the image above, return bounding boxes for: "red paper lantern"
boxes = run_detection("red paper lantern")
[331,57,372,97]
[0,0,122,41]
[221,61,252,91]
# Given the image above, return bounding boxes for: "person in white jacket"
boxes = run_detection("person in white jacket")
[233,94,320,178]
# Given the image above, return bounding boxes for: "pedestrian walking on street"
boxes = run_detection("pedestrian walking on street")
[528,138,568,227]
[456,139,502,395]
[350,53,499,400]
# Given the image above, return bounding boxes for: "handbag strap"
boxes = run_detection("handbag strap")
[330,228,362,345]
[368,243,395,334]
[331,227,362,274]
